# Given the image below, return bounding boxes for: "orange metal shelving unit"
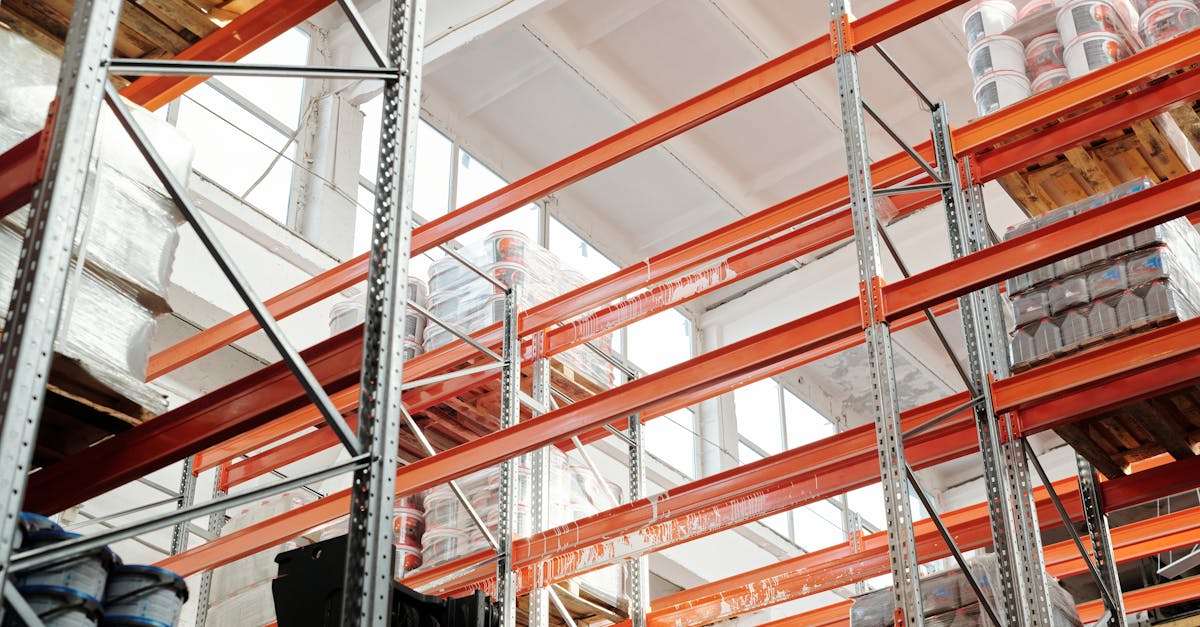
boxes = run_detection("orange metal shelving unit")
[4,0,1200,624]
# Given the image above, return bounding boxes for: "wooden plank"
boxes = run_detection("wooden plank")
[1055,422,1128,478]
[0,6,64,56]
[118,1,195,54]
[137,0,219,38]
[1132,118,1189,179]
[1063,146,1116,194]
[1168,105,1200,155]
[1143,397,1199,459]
[998,172,1054,216]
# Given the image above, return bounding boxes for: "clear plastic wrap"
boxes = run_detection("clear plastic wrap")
[5,165,184,308]
[850,554,1081,626]
[0,225,166,412]
[420,231,614,386]
[0,30,60,95]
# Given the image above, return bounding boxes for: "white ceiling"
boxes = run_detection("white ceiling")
[421,0,984,269]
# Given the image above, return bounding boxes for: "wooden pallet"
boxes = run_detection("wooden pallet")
[405,355,612,460]
[997,111,1196,216]
[515,582,628,627]
[0,0,258,60]
[34,356,155,467]
[1053,374,1200,480]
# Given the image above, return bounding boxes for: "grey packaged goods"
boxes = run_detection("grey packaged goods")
[1005,177,1200,371]
[849,554,1081,626]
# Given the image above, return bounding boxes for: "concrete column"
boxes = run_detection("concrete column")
[291,92,364,258]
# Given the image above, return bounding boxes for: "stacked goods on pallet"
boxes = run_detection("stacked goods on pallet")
[12,512,189,627]
[328,277,429,363]
[424,230,614,386]
[0,28,191,415]
[1006,178,1200,371]
[415,446,627,606]
[207,491,315,626]
[850,554,1082,626]
[963,0,1200,116]
[317,495,427,579]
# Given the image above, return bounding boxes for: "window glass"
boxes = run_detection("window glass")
[645,410,696,478]
[783,389,835,448]
[549,218,619,281]
[413,122,453,218]
[763,512,790,538]
[360,95,382,180]
[177,84,295,223]
[218,28,309,126]
[792,503,844,551]
[456,151,505,208]
[848,484,887,530]
[734,379,783,455]
[738,441,762,465]
[626,309,691,374]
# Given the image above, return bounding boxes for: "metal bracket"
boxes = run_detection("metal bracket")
[858,276,886,329]
[830,14,854,54]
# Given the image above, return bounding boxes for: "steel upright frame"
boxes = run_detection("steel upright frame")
[0,0,125,620]
[6,1,1200,625]
[829,1,925,623]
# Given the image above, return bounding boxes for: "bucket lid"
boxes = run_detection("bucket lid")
[19,512,61,533]
[1063,30,1129,47]
[1032,67,1070,85]
[487,229,529,239]
[962,0,1018,27]
[107,564,188,602]
[102,613,176,625]
[394,507,425,517]
[395,544,423,555]
[1026,32,1064,49]
[968,33,1024,52]
[423,527,468,539]
[18,584,103,610]
[329,300,364,316]
[489,261,528,270]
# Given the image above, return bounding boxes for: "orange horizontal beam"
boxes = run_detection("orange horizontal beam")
[1079,575,1200,623]
[186,32,1200,472]
[157,316,1200,579]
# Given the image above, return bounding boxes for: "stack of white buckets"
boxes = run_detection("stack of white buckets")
[963,0,1200,116]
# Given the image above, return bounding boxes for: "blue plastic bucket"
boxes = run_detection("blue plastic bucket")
[12,585,102,627]
[17,531,116,601]
[102,565,187,627]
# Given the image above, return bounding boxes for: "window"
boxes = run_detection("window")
[176,84,299,222]
[645,410,697,478]
[735,379,784,455]
[548,218,619,281]
[172,28,309,225]
[626,309,691,375]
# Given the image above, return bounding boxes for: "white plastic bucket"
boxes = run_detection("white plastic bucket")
[962,1,1018,47]
[328,299,364,336]
[17,531,115,602]
[394,546,422,579]
[972,70,1033,115]
[1063,31,1131,77]
[1032,67,1071,91]
[1140,0,1200,45]
[17,585,103,627]
[402,338,423,362]
[1017,0,1067,20]
[102,565,188,627]
[967,35,1027,80]
[406,276,429,308]
[1057,0,1126,40]
[1025,33,1066,76]
[483,230,530,264]
[421,528,467,566]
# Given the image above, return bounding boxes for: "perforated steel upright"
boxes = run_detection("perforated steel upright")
[934,107,1055,625]
[829,1,925,623]
[497,286,522,627]
[0,0,122,620]
[527,333,553,627]
[342,0,426,622]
